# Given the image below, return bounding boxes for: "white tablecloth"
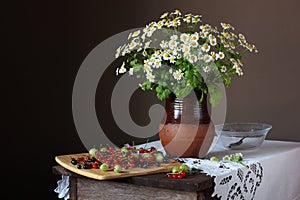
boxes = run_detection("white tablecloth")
[55,139,300,200]
[207,139,300,200]
[137,139,300,200]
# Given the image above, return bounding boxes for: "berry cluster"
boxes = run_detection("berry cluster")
[70,144,173,172]
[70,156,100,169]
[166,164,189,179]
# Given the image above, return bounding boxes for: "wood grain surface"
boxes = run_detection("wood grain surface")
[55,153,181,181]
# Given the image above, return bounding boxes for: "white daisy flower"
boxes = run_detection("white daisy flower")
[177,54,182,59]
[221,22,234,30]
[119,62,127,74]
[160,12,169,19]
[128,68,134,75]
[183,52,191,60]
[115,46,122,58]
[146,73,155,82]
[169,68,173,74]
[188,54,198,63]
[230,58,238,65]
[173,9,182,15]
[238,33,245,40]
[192,16,201,23]
[209,38,217,47]
[236,67,243,76]
[143,64,152,73]
[222,41,230,48]
[210,52,217,60]
[232,64,239,69]
[144,41,151,49]
[183,16,192,23]
[170,35,178,41]
[246,43,254,52]
[180,33,189,43]
[181,43,191,53]
[237,59,243,66]
[216,52,225,60]
[203,65,211,73]
[144,59,151,65]
[163,52,170,60]
[253,44,258,53]
[238,39,247,46]
[141,33,146,42]
[230,42,236,49]
[201,44,211,52]
[220,66,227,72]
[169,55,176,64]
[127,33,132,40]
[132,30,140,38]
[221,31,231,40]
[168,40,178,50]
[121,46,130,56]
[200,24,211,32]
[160,40,168,49]
[208,34,215,40]
[200,31,210,38]
[173,69,184,80]
[156,21,164,29]
[171,49,178,56]
[170,19,181,27]
[203,54,213,63]
[190,40,199,48]
[153,59,162,68]
[190,33,199,41]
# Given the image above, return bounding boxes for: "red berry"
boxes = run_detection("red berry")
[177,174,183,179]
[167,174,172,179]
[180,171,186,177]
[147,156,154,161]
[172,174,178,179]
[92,163,99,169]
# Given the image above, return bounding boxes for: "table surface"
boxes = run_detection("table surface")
[52,164,215,193]
[53,139,300,200]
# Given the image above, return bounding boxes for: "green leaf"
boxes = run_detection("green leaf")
[174,85,193,99]
[208,85,223,107]
[175,59,182,65]
[140,82,152,91]
[155,85,163,93]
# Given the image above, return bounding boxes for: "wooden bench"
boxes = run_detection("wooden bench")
[52,165,220,200]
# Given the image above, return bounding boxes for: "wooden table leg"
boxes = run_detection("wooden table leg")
[69,176,77,200]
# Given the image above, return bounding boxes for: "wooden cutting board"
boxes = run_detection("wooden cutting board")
[55,153,181,181]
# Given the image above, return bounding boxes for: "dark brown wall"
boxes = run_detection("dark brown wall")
[2,0,299,199]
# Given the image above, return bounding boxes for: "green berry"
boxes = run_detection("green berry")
[114,165,122,173]
[89,147,97,157]
[154,153,164,163]
[100,163,109,172]
[210,156,220,162]
[179,164,189,172]
[100,147,107,152]
[172,166,179,173]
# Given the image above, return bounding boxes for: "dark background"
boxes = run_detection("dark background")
[2,0,300,199]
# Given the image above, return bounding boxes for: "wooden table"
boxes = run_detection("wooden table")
[52,165,220,200]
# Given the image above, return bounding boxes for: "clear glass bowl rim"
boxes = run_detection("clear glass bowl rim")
[214,122,272,133]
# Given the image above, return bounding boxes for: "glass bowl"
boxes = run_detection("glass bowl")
[215,123,272,150]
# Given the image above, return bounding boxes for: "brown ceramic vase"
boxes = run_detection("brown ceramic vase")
[159,91,215,158]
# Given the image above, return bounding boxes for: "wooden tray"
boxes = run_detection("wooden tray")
[55,153,181,180]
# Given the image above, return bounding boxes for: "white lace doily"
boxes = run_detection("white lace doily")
[177,158,263,200]
[54,175,70,200]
